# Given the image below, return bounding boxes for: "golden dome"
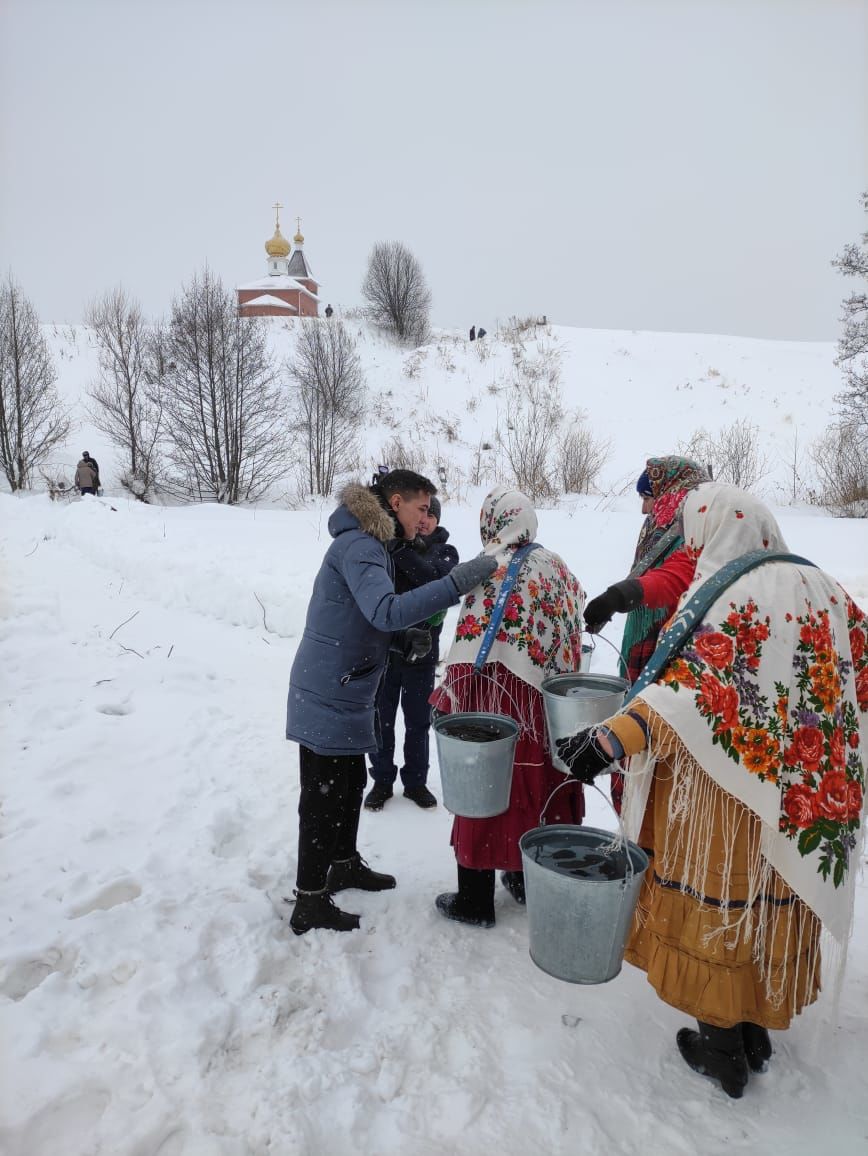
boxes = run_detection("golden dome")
[265,225,291,258]
[293,228,304,246]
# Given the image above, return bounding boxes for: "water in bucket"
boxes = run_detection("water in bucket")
[433,712,518,819]
[520,824,649,984]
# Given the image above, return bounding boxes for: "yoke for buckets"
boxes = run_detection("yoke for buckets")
[541,673,628,774]
[520,819,649,985]
[433,712,519,818]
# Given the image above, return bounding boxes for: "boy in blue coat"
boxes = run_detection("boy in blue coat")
[365,494,459,810]
[285,471,495,934]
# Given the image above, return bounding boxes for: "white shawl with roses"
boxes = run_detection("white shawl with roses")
[441,486,585,692]
[623,485,868,947]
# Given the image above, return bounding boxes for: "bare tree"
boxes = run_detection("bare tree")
[362,241,431,344]
[288,318,365,495]
[86,287,163,500]
[832,191,868,444]
[0,276,70,491]
[559,417,610,494]
[160,267,288,503]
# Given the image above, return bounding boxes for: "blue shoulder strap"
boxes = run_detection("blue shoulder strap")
[473,542,540,672]
[624,549,816,704]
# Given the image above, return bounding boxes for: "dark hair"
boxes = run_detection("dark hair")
[378,469,437,501]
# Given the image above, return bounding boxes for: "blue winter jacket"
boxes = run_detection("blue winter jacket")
[286,484,462,756]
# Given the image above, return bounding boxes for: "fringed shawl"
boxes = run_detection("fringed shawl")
[442,486,585,692]
[624,485,868,947]
[620,456,711,681]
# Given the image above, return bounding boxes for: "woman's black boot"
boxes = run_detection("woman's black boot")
[740,1023,772,1072]
[435,866,496,928]
[676,1020,749,1099]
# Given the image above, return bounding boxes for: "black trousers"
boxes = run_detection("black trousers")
[369,655,436,787]
[296,746,367,891]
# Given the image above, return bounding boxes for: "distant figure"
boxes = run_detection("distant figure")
[82,451,100,490]
[469,326,476,341]
[75,456,97,495]
[477,327,487,340]
[324,303,334,319]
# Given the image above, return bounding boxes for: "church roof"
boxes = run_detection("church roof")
[288,248,316,282]
[239,294,298,312]
[236,275,319,301]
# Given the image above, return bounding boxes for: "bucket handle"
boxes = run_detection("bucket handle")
[434,668,533,734]
[587,631,631,681]
[538,776,636,888]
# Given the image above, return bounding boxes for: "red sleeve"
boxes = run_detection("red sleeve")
[637,548,695,612]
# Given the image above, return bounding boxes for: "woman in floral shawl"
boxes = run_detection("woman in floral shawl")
[557,484,868,1099]
[607,456,710,811]
[430,486,586,927]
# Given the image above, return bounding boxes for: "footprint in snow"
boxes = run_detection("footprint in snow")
[67,877,142,919]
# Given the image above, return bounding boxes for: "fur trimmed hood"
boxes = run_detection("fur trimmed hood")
[333,483,396,543]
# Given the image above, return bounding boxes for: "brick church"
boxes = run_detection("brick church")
[237,204,320,318]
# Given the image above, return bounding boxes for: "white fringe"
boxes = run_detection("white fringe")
[644,733,827,1015]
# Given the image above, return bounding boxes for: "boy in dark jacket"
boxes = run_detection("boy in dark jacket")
[365,494,459,811]
[285,471,495,934]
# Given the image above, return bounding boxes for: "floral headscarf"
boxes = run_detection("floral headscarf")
[632,455,711,569]
[443,486,584,691]
[630,484,868,942]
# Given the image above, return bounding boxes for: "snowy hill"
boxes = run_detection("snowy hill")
[43,317,841,505]
[2,320,867,1156]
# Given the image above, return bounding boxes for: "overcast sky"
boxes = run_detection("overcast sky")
[1,0,866,340]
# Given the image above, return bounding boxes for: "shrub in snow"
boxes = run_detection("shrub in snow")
[811,419,868,517]
[679,419,769,493]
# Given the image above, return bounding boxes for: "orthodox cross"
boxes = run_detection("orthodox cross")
[272,201,283,228]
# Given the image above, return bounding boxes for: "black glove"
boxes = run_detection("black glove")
[583,578,644,634]
[450,553,498,596]
[403,627,432,663]
[555,729,615,784]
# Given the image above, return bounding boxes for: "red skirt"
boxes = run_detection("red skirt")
[430,662,585,871]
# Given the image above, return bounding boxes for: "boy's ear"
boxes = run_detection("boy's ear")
[388,493,401,512]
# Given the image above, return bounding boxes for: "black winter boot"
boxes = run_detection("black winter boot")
[327,853,396,893]
[500,871,526,905]
[289,888,361,935]
[740,1023,772,1073]
[676,1021,749,1099]
[364,782,393,811]
[435,865,496,928]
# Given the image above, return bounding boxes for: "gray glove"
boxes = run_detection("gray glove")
[449,553,498,596]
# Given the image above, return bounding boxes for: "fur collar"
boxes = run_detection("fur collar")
[339,483,396,543]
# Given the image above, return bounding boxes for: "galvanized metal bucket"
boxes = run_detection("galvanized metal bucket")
[520,818,649,985]
[433,712,519,818]
[541,673,628,774]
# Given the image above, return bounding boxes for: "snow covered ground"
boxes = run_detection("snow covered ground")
[3,322,868,1154]
[2,486,868,1156]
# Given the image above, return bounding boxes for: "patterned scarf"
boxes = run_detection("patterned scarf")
[442,486,585,691]
[625,484,868,944]
[620,456,711,681]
